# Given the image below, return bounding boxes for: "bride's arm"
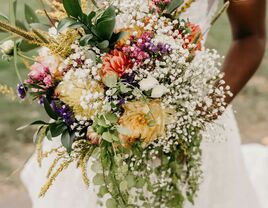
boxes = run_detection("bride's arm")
[223,0,266,104]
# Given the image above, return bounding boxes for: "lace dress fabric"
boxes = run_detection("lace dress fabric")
[21,0,268,207]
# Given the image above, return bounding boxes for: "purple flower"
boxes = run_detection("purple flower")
[116,98,126,107]
[17,84,27,99]
[51,101,75,125]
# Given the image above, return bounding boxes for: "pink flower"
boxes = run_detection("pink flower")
[29,63,49,81]
[43,75,53,88]
[100,50,132,78]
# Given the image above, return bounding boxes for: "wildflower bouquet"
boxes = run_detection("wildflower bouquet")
[0,0,231,207]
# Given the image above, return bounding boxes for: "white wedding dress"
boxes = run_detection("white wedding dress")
[21,0,268,208]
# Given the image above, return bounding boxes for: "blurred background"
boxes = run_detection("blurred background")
[0,1,267,207]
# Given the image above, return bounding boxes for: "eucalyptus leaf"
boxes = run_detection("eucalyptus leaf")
[103,72,118,88]
[98,186,108,197]
[104,112,118,124]
[102,132,113,143]
[126,175,136,188]
[24,4,39,24]
[63,0,82,18]
[119,180,128,192]
[93,174,105,185]
[106,198,117,208]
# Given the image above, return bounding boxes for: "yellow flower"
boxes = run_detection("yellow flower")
[118,100,167,145]
[55,70,104,119]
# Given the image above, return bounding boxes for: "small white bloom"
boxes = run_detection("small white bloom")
[0,40,14,55]
[139,76,159,91]
[151,85,168,98]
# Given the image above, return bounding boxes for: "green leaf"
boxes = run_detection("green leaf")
[16,20,27,30]
[98,186,108,198]
[19,39,39,52]
[46,128,53,141]
[97,40,109,49]
[80,34,94,46]
[91,162,102,173]
[110,31,127,46]
[93,174,105,185]
[0,13,8,33]
[30,23,50,31]
[106,198,117,208]
[102,132,113,143]
[43,98,59,120]
[126,175,136,188]
[95,6,116,40]
[63,0,82,18]
[105,112,118,124]
[57,17,77,33]
[119,180,128,192]
[119,83,131,93]
[0,13,9,21]
[103,72,118,88]
[166,0,184,14]
[61,129,73,153]
[24,4,39,24]
[49,122,67,137]
[13,0,17,18]
[17,120,48,131]
[87,11,96,25]
[33,126,44,143]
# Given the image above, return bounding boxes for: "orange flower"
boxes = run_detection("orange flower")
[186,22,203,51]
[100,50,132,79]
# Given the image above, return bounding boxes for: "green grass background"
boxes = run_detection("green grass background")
[0,1,267,186]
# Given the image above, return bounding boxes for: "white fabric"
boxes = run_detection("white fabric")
[21,0,268,207]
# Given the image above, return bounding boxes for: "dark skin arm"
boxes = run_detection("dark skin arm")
[223,0,266,104]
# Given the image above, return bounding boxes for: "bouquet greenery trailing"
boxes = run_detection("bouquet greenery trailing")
[0,0,231,207]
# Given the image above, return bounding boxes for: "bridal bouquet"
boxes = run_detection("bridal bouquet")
[0,0,231,207]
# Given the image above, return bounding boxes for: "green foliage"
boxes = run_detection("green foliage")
[63,0,83,19]
[24,4,39,24]
[166,0,184,14]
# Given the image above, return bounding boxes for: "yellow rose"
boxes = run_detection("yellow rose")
[118,100,167,145]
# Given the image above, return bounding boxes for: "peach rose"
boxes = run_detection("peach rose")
[100,50,132,78]
[118,101,167,146]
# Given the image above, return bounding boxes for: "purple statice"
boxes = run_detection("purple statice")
[116,98,126,108]
[157,42,172,54]
[123,32,172,66]
[51,101,75,125]
[121,73,138,86]
[17,83,27,99]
